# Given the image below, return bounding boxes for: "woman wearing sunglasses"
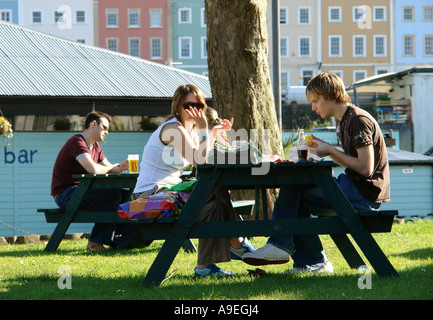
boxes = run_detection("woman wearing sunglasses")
[133,84,255,277]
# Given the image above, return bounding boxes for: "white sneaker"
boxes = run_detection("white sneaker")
[284,261,334,274]
[242,243,291,266]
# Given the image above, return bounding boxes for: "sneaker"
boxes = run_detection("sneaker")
[242,243,291,266]
[284,261,334,274]
[230,238,256,260]
[194,264,236,277]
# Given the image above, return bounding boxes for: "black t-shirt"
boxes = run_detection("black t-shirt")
[337,105,390,203]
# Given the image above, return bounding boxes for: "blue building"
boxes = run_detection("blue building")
[395,0,433,71]
[0,0,18,23]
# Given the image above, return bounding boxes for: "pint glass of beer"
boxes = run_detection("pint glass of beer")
[128,154,139,173]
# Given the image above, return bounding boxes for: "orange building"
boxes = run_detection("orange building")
[97,0,168,64]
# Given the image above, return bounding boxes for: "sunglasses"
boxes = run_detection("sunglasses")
[182,102,205,110]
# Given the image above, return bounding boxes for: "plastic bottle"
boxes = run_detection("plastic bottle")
[297,129,308,161]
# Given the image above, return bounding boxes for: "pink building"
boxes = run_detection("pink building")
[98,0,168,64]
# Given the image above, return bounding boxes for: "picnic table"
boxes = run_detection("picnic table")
[142,160,399,286]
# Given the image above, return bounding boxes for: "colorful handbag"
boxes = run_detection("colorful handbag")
[118,191,190,220]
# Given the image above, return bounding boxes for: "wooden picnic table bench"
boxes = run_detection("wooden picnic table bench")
[140,161,399,286]
[37,173,254,253]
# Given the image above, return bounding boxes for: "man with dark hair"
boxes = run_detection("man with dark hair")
[243,72,390,274]
[51,111,129,251]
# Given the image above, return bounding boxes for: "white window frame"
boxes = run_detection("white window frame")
[179,8,192,24]
[373,6,386,22]
[280,36,289,58]
[0,9,12,22]
[179,37,192,59]
[301,69,314,86]
[328,6,341,22]
[298,36,311,57]
[280,7,289,25]
[75,10,86,24]
[353,35,366,57]
[329,35,342,57]
[150,9,162,28]
[403,34,415,56]
[106,9,118,28]
[32,11,42,24]
[106,38,118,52]
[423,7,433,21]
[353,70,367,82]
[201,36,207,59]
[402,7,415,22]
[298,7,311,25]
[281,70,290,96]
[150,38,163,59]
[374,35,387,57]
[423,35,433,57]
[128,9,140,28]
[128,38,141,58]
[201,8,206,27]
[353,6,367,22]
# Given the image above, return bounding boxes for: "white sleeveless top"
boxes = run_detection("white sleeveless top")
[134,118,191,193]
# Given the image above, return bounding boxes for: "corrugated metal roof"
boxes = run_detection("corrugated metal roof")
[0,21,212,99]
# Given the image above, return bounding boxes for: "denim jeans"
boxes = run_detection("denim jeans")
[268,173,380,267]
[54,185,130,246]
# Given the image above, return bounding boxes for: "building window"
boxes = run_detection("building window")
[329,7,341,22]
[54,11,64,23]
[329,36,342,57]
[374,35,387,57]
[354,70,367,82]
[298,7,311,25]
[423,7,433,21]
[403,7,415,21]
[403,35,415,56]
[201,37,207,59]
[107,38,118,52]
[129,38,140,57]
[302,70,313,86]
[76,11,85,23]
[280,37,289,58]
[201,8,206,27]
[280,7,288,25]
[353,6,367,22]
[0,10,12,22]
[32,11,42,24]
[179,37,192,58]
[150,9,162,27]
[424,35,433,56]
[374,6,386,21]
[299,37,311,57]
[353,35,366,57]
[106,10,118,27]
[151,38,162,59]
[281,71,289,95]
[128,9,140,27]
[179,8,192,24]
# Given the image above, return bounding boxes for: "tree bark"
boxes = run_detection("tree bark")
[205,0,282,216]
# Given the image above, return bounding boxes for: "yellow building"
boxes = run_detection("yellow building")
[320,0,392,84]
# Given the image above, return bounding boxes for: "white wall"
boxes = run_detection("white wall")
[18,0,95,45]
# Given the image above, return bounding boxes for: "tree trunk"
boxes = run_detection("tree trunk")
[205,0,282,217]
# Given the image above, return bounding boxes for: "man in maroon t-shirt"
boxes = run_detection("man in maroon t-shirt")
[51,111,129,252]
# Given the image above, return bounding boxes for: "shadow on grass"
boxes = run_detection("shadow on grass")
[391,247,433,260]
[2,263,431,300]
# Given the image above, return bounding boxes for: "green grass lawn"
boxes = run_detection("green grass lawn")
[0,219,432,300]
